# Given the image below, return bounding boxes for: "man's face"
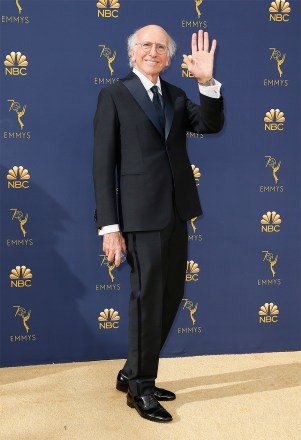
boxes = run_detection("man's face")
[131,25,170,81]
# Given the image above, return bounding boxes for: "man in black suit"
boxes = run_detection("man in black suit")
[93,25,224,423]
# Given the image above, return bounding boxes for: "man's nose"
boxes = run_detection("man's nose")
[150,43,157,56]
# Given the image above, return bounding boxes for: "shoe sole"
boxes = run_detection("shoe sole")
[116,383,128,393]
[126,399,172,423]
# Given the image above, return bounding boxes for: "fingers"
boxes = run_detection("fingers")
[198,30,204,51]
[192,31,215,53]
[191,32,197,56]
[183,54,193,68]
[102,232,126,268]
[203,30,209,52]
[210,39,217,55]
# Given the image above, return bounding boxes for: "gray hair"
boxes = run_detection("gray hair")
[127,27,177,68]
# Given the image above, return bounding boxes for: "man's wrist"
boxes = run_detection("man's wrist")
[197,77,215,86]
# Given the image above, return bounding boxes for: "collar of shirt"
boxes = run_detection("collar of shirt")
[133,68,162,95]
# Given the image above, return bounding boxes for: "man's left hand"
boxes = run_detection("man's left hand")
[183,30,216,84]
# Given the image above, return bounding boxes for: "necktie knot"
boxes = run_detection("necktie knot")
[151,85,159,95]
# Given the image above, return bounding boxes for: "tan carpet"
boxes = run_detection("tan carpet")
[0,351,300,440]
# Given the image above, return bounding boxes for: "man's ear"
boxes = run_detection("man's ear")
[130,49,136,64]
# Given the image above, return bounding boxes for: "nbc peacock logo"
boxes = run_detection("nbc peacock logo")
[264,109,285,131]
[269,0,291,22]
[186,260,200,282]
[4,51,28,76]
[191,164,201,186]
[10,265,32,287]
[7,166,30,189]
[96,0,120,18]
[259,303,279,323]
[98,308,120,329]
[261,211,281,233]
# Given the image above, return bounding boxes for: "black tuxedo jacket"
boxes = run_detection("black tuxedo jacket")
[93,71,224,232]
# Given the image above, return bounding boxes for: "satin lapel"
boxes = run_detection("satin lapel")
[121,72,165,138]
[161,80,174,140]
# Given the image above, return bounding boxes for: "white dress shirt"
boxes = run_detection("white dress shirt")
[98,68,222,236]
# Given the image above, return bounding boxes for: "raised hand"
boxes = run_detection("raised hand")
[183,30,216,84]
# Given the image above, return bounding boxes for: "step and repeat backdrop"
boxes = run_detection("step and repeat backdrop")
[0,0,300,367]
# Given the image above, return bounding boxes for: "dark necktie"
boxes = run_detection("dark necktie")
[150,85,165,132]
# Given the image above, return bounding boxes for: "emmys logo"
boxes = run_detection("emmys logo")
[3,99,31,140]
[10,265,32,287]
[195,0,203,18]
[181,1,207,28]
[261,211,281,233]
[188,217,203,242]
[7,99,26,130]
[98,45,116,76]
[270,48,286,77]
[259,303,279,323]
[182,298,198,325]
[7,166,30,189]
[262,250,278,278]
[13,305,31,332]
[97,0,120,18]
[259,156,283,193]
[264,48,288,87]
[264,109,285,131]
[10,208,28,237]
[269,0,290,22]
[178,298,202,334]
[186,260,200,281]
[10,306,36,342]
[191,164,201,186]
[1,0,29,24]
[258,250,281,286]
[4,51,28,76]
[98,308,120,329]
[265,156,281,184]
[181,55,194,78]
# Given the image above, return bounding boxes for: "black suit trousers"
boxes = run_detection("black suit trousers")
[121,198,188,396]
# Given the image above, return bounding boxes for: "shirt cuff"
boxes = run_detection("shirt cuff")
[198,79,222,99]
[98,224,120,236]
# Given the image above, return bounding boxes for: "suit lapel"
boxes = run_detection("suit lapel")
[161,80,174,140]
[121,72,175,140]
[122,72,165,137]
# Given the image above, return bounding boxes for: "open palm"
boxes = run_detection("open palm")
[183,30,216,83]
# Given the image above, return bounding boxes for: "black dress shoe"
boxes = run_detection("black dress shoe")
[116,370,176,401]
[127,391,172,423]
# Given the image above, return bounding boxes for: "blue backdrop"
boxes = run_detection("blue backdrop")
[1,0,300,367]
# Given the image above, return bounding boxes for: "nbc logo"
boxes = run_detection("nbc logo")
[10,266,32,287]
[97,0,120,18]
[191,165,201,186]
[264,109,285,131]
[259,303,279,323]
[186,260,200,282]
[7,166,30,189]
[269,0,291,22]
[4,51,28,76]
[261,211,281,233]
[98,308,120,329]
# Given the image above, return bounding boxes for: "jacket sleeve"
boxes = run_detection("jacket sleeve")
[185,92,224,134]
[93,87,120,229]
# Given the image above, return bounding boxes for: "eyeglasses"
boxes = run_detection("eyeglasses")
[135,41,168,55]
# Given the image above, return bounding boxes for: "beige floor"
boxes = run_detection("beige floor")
[0,351,300,440]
